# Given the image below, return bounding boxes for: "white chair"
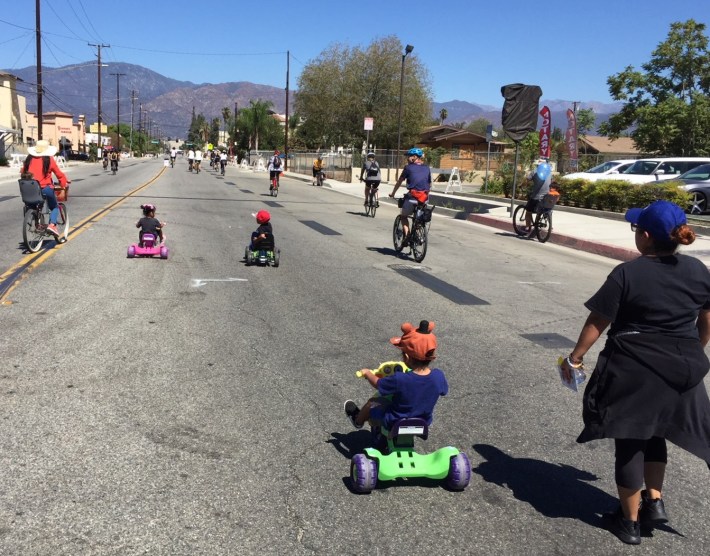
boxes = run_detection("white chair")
[444,167,463,194]
[55,155,66,168]
[255,157,267,173]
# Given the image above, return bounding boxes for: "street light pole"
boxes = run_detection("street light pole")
[396,44,414,179]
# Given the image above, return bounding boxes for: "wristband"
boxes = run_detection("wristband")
[566,356,584,369]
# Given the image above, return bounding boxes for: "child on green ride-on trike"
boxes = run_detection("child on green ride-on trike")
[344,320,447,431]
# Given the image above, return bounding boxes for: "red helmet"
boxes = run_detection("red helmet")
[256,210,271,225]
[274,150,280,155]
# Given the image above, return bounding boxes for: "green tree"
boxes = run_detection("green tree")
[466,117,492,136]
[238,100,279,151]
[439,108,448,125]
[576,108,596,153]
[295,36,432,150]
[599,19,710,155]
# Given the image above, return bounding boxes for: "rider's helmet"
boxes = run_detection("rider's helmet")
[317,154,323,161]
[407,147,424,158]
[367,152,375,159]
[390,320,437,362]
[274,150,280,155]
[256,210,271,225]
[141,203,156,216]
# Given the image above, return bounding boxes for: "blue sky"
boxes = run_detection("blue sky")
[0,0,706,108]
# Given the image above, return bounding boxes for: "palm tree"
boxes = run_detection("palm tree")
[439,108,448,125]
[240,99,273,152]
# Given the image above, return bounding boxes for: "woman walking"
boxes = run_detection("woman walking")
[562,200,710,545]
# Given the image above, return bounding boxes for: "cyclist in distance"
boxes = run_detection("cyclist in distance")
[268,150,283,190]
[389,147,432,241]
[360,152,381,206]
[170,146,177,166]
[523,160,552,230]
[187,148,195,172]
[20,139,69,238]
[312,154,325,186]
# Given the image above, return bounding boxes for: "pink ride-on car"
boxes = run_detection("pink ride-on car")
[127,233,168,259]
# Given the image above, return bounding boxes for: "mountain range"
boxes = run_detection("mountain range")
[7,61,622,138]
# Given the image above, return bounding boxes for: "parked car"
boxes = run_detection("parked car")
[614,157,710,184]
[563,160,635,182]
[675,164,710,214]
[64,150,89,161]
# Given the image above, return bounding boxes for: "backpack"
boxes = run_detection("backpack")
[367,161,379,177]
[273,156,281,168]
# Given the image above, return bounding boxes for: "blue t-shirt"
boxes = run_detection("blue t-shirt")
[376,368,448,428]
[400,163,432,192]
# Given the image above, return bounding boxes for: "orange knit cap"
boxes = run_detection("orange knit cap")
[390,320,437,361]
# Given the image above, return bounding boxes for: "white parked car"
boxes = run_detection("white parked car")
[612,157,710,184]
[563,160,635,182]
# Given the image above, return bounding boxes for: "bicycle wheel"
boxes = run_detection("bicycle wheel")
[393,215,405,253]
[512,205,530,236]
[370,193,377,218]
[23,208,44,253]
[56,203,69,242]
[535,211,552,243]
[411,222,428,262]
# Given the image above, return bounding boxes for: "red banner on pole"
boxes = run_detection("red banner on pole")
[538,106,551,159]
[565,108,578,169]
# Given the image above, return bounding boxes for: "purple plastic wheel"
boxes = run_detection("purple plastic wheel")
[446,452,471,491]
[160,246,169,259]
[127,245,136,258]
[350,454,377,494]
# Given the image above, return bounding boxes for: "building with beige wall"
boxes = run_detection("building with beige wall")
[25,111,87,153]
[0,71,25,158]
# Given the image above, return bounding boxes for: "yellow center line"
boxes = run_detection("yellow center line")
[0,166,166,305]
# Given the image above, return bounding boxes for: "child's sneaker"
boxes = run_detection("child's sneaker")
[344,400,362,429]
[46,223,59,237]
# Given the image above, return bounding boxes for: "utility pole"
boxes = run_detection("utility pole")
[35,0,43,139]
[130,90,137,154]
[284,50,289,171]
[89,42,110,157]
[110,72,125,151]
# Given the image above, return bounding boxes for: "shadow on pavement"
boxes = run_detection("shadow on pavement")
[472,443,616,528]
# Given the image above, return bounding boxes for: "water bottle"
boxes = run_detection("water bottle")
[557,356,586,390]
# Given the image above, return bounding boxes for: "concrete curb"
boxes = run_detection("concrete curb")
[465,213,638,262]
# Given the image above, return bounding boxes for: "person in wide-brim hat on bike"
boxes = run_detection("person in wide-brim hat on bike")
[21,140,69,237]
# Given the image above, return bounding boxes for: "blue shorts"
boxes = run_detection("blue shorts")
[368,397,392,425]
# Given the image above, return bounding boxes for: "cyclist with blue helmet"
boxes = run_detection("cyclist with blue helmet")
[523,160,552,230]
[389,147,432,241]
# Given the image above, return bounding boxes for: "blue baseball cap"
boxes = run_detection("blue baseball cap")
[625,200,686,242]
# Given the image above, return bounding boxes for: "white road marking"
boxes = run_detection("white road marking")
[191,278,249,288]
[518,281,562,285]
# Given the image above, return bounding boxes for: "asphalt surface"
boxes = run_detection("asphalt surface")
[1,158,710,555]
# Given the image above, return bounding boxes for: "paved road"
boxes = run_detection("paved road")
[1,158,709,555]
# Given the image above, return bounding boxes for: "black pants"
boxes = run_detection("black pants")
[614,437,668,489]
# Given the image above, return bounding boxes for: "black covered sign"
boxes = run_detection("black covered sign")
[501,84,543,142]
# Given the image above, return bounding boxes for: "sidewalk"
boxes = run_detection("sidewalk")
[282,169,710,267]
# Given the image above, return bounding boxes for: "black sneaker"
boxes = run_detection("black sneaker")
[639,490,669,527]
[603,508,641,545]
[344,400,362,429]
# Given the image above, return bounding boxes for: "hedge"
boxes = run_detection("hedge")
[526,178,693,212]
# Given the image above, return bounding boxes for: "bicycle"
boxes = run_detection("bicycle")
[512,193,558,243]
[392,198,434,263]
[270,173,280,197]
[170,157,175,168]
[364,184,378,218]
[19,179,69,253]
[315,170,325,187]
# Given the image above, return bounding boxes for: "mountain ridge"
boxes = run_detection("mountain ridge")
[6,62,621,137]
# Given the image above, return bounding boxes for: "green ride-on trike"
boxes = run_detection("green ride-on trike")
[349,362,471,494]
